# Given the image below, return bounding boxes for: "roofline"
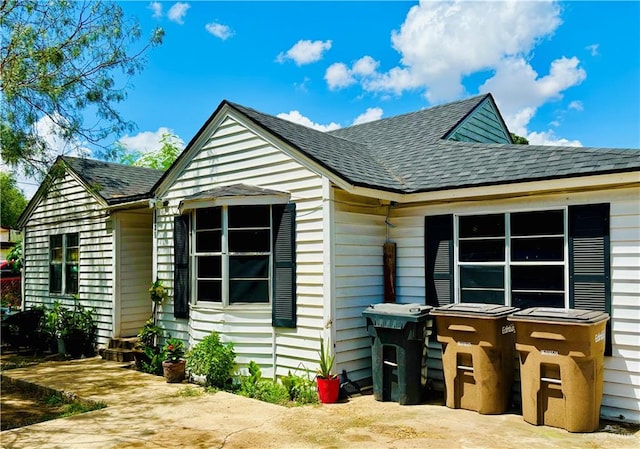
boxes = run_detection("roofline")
[341,170,640,204]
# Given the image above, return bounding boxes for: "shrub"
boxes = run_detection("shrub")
[186,331,235,388]
[281,370,318,405]
[237,361,289,405]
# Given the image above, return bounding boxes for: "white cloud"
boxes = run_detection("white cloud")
[1,114,91,199]
[326,1,587,142]
[276,111,341,132]
[352,107,384,125]
[277,40,332,66]
[168,2,190,24]
[117,127,183,154]
[148,2,162,18]
[569,100,584,111]
[526,130,582,147]
[205,22,234,40]
[325,62,355,90]
[586,44,599,56]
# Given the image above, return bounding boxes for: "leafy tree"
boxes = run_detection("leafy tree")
[0,0,164,178]
[510,133,530,145]
[132,133,182,171]
[0,171,28,229]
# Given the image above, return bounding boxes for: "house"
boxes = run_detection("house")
[17,157,163,342]
[20,94,640,423]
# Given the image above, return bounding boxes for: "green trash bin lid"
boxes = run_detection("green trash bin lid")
[508,307,609,324]
[362,303,432,327]
[430,302,519,318]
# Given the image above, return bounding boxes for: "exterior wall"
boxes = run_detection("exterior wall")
[22,172,114,344]
[333,185,639,423]
[389,186,640,423]
[332,189,387,381]
[156,116,327,379]
[113,209,153,337]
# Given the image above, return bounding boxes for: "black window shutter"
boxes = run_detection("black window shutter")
[272,203,296,328]
[569,203,611,355]
[425,214,454,307]
[173,214,190,319]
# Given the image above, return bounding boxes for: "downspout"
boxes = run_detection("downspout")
[383,202,398,303]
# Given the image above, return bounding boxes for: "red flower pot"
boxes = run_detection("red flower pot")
[317,376,340,403]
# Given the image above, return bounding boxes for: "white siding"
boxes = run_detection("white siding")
[155,116,326,379]
[333,185,640,423]
[22,172,115,344]
[114,210,154,337]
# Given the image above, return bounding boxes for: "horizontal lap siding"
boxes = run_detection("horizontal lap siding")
[116,211,153,337]
[156,117,325,379]
[391,187,639,423]
[23,174,114,344]
[333,190,387,382]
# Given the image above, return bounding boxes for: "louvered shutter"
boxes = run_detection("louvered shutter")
[425,214,454,307]
[569,203,611,355]
[173,214,190,319]
[272,203,296,328]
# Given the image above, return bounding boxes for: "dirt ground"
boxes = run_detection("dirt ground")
[1,354,639,449]
[1,378,66,430]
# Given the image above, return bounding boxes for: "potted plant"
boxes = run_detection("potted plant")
[316,338,340,403]
[162,337,186,383]
[133,317,163,371]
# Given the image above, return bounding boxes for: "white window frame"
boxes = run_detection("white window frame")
[192,204,273,307]
[49,232,79,295]
[454,207,569,307]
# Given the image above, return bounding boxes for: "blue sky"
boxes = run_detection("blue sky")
[13,1,640,196]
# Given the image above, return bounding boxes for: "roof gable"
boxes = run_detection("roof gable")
[445,95,512,144]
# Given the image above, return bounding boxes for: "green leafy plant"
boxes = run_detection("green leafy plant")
[281,370,318,405]
[237,361,289,405]
[317,338,336,379]
[163,337,185,363]
[185,331,235,388]
[135,317,163,349]
[148,279,167,304]
[140,346,166,375]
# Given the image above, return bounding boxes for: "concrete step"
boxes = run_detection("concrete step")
[101,347,136,363]
[107,337,139,350]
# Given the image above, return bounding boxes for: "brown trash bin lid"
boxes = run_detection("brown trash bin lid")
[430,302,519,318]
[508,307,609,324]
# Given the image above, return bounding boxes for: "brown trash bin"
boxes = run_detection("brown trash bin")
[431,303,519,415]
[508,308,609,433]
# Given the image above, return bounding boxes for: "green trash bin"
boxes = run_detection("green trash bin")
[430,303,519,414]
[362,303,433,405]
[508,307,609,432]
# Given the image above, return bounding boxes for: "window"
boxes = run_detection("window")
[456,210,566,308]
[194,205,273,305]
[49,233,79,295]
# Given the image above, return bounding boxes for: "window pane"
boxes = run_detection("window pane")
[50,265,62,293]
[511,237,564,262]
[197,280,222,302]
[197,256,221,278]
[229,205,270,228]
[512,292,564,309]
[460,266,504,289]
[229,229,270,252]
[196,208,221,230]
[459,240,505,262]
[459,214,505,238]
[66,264,78,294]
[511,265,564,291]
[66,247,79,263]
[511,210,563,236]
[66,233,79,248]
[460,290,504,304]
[230,255,269,278]
[229,280,269,303]
[50,235,63,262]
[196,230,222,252]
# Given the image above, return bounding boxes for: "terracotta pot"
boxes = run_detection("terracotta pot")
[162,359,186,383]
[317,376,340,403]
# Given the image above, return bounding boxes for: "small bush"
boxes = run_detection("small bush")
[237,362,289,405]
[186,331,235,388]
[281,370,318,405]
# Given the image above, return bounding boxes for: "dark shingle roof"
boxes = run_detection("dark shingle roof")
[227,98,640,194]
[61,156,164,204]
[183,183,288,201]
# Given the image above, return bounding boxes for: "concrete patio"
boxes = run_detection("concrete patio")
[1,357,638,449]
